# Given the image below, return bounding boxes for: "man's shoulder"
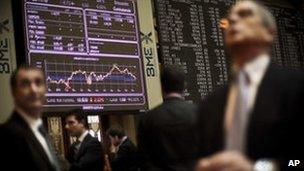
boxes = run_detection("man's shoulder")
[122,138,136,147]
[1,113,28,137]
[265,64,304,91]
[0,118,30,149]
[267,64,304,80]
[118,138,138,154]
[142,103,164,120]
[83,134,102,147]
[84,133,97,142]
[151,98,197,111]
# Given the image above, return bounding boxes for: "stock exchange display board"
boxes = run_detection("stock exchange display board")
[23,0,147,111]
[155,0,234,103]
[155,0,304,103]
[269,5,304,69]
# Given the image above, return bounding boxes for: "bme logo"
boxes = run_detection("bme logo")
[288,160,301,167]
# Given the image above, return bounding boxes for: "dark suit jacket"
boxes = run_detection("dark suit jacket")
[137,97,199,171]
[110,137,140,171]
[0,111,59,171]
[197,64,304,170]
[67,133,105,171]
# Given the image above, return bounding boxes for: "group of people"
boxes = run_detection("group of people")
[0,60,139,171]
[138,1,304,170]
[0,1,304,171]
[65,113,140,171]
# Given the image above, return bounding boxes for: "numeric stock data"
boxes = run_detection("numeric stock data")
[23,0,146,111]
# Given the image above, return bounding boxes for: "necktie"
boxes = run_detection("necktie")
[38,125,60,171]
[226,70,250,152]
[38,125,48,137]
[73,139,81,156]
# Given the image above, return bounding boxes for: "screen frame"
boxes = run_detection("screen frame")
[13,0,148,114]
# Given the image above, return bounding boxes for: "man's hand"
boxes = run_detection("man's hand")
[195,151,253,171]
[110,144,117,153]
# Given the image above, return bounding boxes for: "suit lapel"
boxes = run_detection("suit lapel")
[75,134,91,160]
[217,86,229,151]
[10,112,54,168]
[117,138,129,153]
[203,86,228,154]
[246,64,279,153]
[215,65,275,153]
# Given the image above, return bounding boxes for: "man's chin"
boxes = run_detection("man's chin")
[226,38,247,46]
[227,39,260,50]
[70,133,78,137]
[31,103,43,109]
[25,104,43,112]
[228,36,269,46]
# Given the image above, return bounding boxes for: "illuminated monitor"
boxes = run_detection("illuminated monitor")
[22,0,147,112]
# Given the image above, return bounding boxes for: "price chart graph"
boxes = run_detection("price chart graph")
[44,59,141,93]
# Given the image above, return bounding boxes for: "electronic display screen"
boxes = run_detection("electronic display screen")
[23,0,147,112]
[154,0,304,104]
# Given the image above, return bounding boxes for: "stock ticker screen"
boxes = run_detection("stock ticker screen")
[23,0,147,111]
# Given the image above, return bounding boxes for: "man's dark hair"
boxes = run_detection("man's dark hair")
[161,65,185,94]
[66,109,89,129]
[10,64,45,92]
[106,125,125,139]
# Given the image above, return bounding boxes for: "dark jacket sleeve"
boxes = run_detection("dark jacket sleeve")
[0,125,39,171]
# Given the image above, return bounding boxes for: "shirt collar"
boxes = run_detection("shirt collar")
[164,93,183,100]
[231,54,270,86]
[15,107,42,130]
[118,136,128,148]
[121,136,128,143]
[115,136,128,152]
[78,130,89,142]
[243,54,270,86]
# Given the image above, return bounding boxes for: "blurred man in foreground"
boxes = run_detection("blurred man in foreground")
[0,65,60,171]
[65,111,105,171]
[138,65,199,171]
[196,1,304,171]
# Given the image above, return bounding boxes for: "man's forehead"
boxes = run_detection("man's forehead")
[17,69,43,78]
[231,1,258,14]
[66,115,77,121]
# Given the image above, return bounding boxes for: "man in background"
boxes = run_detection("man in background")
[65,111,105,171]
[0,65,60,171]
[107,125,140,171]
[196,1,304,170]
[137,65,199,171]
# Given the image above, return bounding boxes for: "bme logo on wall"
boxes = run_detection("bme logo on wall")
[0,19,11,74]
[288,160,301,167]
[141,31,156,77]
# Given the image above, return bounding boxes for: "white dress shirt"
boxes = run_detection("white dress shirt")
[78,130,89,143]
[224,54,270,152]
[113,136,128,154]
[88,129,101,142]
[16,107,55,164]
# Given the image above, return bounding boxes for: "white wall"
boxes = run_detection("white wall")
[0,0,17,123]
